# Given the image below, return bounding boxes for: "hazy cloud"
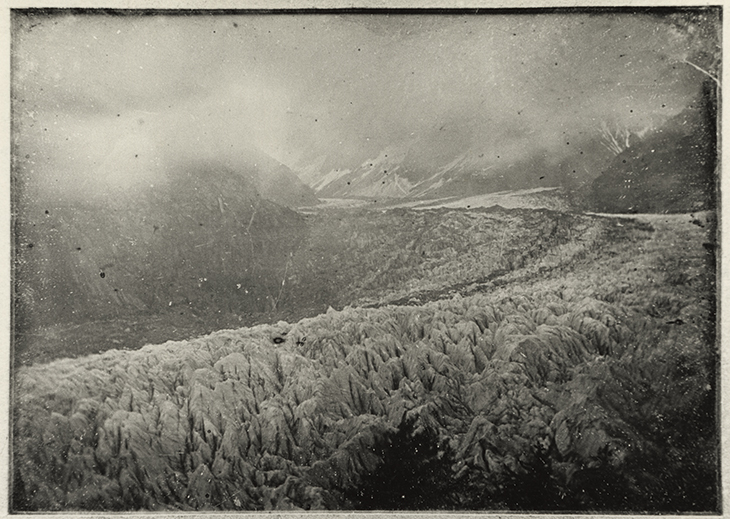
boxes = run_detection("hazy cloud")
[12,10,715,198]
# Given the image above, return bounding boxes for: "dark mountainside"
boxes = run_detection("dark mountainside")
[588,85,718,213]
[241,147,321,208]
[14,161,310,357]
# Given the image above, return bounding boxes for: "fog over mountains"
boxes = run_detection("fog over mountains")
[298,87,717,203]
[13,11,717,205]
[12,9,718,343]
[12,10,718,339]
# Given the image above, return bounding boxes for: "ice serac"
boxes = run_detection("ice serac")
[14,277,716,511]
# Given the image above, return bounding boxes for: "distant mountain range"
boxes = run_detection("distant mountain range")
[293,91,717,213]
[293,128,618,201]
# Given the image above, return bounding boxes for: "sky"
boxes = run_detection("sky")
[11,10,719,199]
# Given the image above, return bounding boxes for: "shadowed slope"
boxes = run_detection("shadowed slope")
[14,161,307,333]
[589,87,717,213]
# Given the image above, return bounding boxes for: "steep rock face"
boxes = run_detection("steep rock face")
[589,89,717,213]
[14,162,307,330]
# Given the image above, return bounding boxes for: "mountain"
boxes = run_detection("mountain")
[296,90,716,209]
[588,87,718,213]
[293,136,618,201]
[239,147,321,208]
[14,160,309,332]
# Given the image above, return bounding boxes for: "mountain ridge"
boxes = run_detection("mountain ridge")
[588,86,717,213]
[293,133,619,200]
